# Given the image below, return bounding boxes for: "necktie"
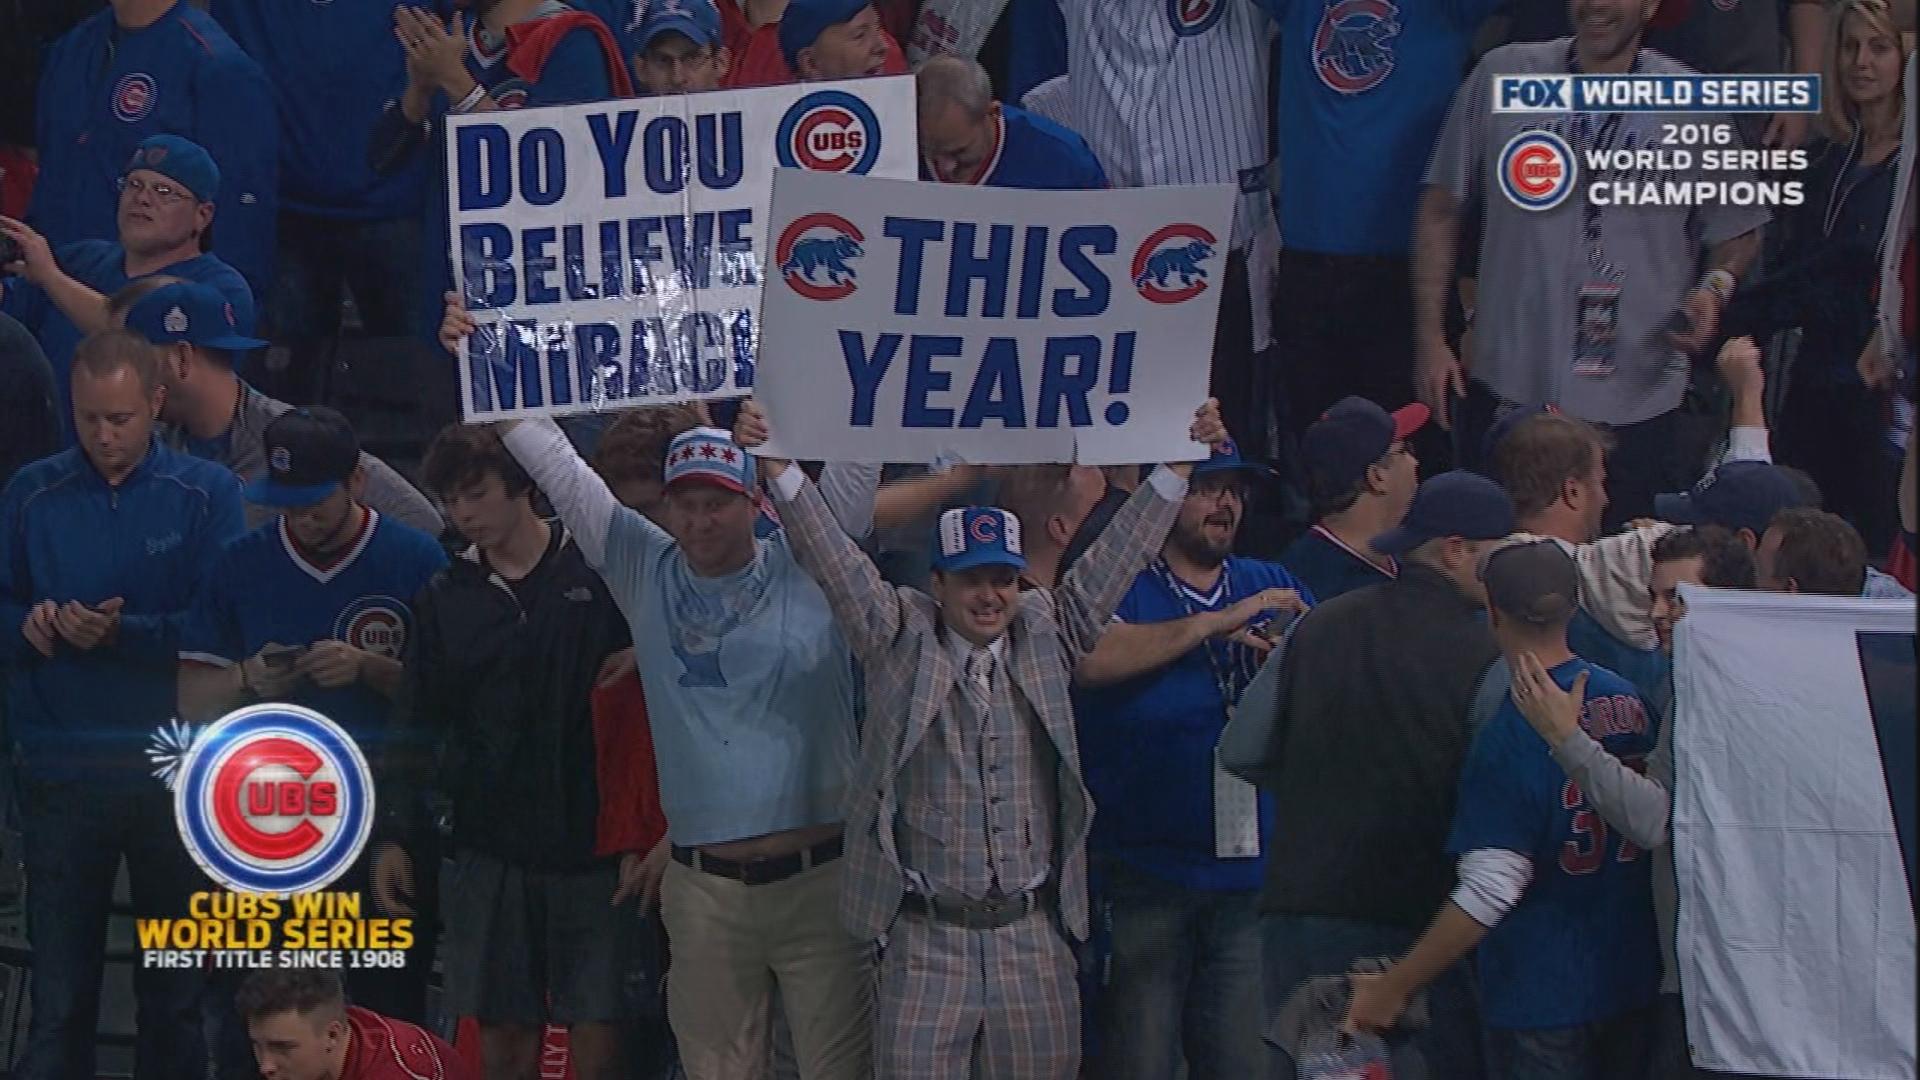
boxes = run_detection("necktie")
[965,649,994,714]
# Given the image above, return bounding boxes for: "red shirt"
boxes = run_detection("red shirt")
[718,0,910,87]
[592,669,668,856]
[341,1007,474,1080]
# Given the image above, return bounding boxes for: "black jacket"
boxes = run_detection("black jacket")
[387,525,630,870]
[1255,563,1499,929]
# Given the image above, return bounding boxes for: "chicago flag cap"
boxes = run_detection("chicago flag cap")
[664,427,755,494]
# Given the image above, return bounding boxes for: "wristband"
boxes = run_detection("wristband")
[451,83,487,114]
[1699,269,1736,305]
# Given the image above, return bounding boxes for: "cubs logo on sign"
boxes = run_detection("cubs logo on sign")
[334,596,410,659]
[776,91,883,175]
[1497,130,1576,211]
[1312,0,1401,95]
[113,73,158,123]
[1167,0,1226,36]
[1132,224,1218,305]
[775,213,866,302]
[174,704,372,895]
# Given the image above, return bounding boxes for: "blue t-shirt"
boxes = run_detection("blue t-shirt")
[1448,658,1661,1030]
[29,1,278,300]
[986,105,1109,190]
[1,240,255,447]
[1279,524,1396,604]
[1255,0,1500,255]
[179,510,447,744]
[210,0,435,220]
[1076,556,1315,892]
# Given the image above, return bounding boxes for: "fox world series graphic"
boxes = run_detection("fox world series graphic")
[1492,73,1821,211]
[138,704,412,971]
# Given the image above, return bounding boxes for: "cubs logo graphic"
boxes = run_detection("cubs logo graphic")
[1312,0,1401,95]
[775,91,883,174]
[491,80,531,110]
[775,213,866,301]
[270,447,292,473]
[113,73,158,123]
[333,596,410,659]
[969,515,1000,544]
[1167,0,1226,36]
[1132,225,1218,304]
[1497,130,1576,211]
[174,704,372,895]
[164,306,189,334]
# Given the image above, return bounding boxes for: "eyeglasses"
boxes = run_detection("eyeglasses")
[116,176,194,204]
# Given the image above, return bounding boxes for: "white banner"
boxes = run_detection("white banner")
[445,77,918,421]
[1673,587,1916,1079]
[752,170,1234,465]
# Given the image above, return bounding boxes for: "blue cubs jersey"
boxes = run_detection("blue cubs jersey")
[1448,658,1661,1030]
[923,104,1108,191]
[210,0,440,220]
[1076,556,1315,892]
[180,510,447,744]
[1,240,255,448]
[28,1,278,299]
[1256,0,1500,255]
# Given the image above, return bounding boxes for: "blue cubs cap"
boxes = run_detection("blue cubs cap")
[123,134,220,203]
[124,281,265,352]
[247,407,360,509]
[1373,470,1516,556]
[779,0,870,69]
[635,0,722,47]
[1302,397,1429,493]
[665,427,755,495]
[1192,437,1267,478]
[934,506,1027,574]
[1654,460,1811,538]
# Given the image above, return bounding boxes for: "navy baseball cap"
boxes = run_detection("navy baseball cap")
[779,0,870,68]
[1302,397,1429,492]
[1483,540,1580,626]
[1654,460,1811,537]
[123,134,220,203]
[247,408,360,508]
[1373,470,1516,556]
[1192,437,1265,478]
[933,506,1027,573]
[124,282,265,352]
[635,0,721,47]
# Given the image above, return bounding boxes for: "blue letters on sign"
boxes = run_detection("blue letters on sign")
[945,223,1014,319]
[959,338,1026,428]
[519,128,567,206]
[1054,226,1115,317]
[456,125,512,211]
[523,227,560,305]
[843,331,902,426]
[903,336,963,427]
[886,217,946,316]
[460,224,516,307]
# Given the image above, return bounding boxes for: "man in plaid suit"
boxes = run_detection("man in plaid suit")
[736,398,1229,1079]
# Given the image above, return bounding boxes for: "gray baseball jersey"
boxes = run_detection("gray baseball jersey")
[1425,40,1772,425]
[1061,0,1272,249]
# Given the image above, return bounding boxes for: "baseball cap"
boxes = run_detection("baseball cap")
[1192,437,1267,479]
[1302,397,1429,493]
[1483,540,1580,627]
[123,134,220,203]
[1373,470,1516,557]
[247,408,360,509]
[664,427,755,495]
[124,281,265,352]
[779,0,870,69]
[1654,459,1811,537]
[635,0,721,48]
[933,506,1027,574]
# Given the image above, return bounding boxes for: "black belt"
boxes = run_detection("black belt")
[671,836,843,886]
[902,884,1052,931]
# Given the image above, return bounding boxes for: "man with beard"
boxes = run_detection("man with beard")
[1070,439,1312,1080]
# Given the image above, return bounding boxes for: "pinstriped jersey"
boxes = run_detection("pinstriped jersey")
[1061,0,1273,248]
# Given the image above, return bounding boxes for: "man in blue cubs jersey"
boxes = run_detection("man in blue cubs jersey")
[915,54,1107,190]
[175,406,446,1076]
[1074,438,1312,1078]
[1346,540,1662,1079]
[2,134,256,446]
[29,0,277,302]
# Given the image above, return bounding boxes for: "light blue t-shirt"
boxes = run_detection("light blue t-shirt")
[602,509,858,846]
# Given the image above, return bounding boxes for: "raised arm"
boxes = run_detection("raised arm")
[737,402,906,659]
[1511,654,1670,849]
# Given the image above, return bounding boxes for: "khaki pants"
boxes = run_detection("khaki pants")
[660,856,873,1080]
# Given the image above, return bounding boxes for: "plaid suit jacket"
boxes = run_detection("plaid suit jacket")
[775,473,1182,943]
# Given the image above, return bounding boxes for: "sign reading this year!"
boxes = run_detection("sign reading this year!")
[751,170,1235,465]
[446,77,917,422]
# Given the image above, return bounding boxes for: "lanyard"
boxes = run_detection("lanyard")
[1565,45,1640,284]
[1150,559,1259,711]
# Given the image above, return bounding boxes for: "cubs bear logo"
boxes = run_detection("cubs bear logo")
[775,213,866,301]
[113,73,158,123]
[776,91,884,175]
[1167,0,1226,36]
[1497,130,1576,211]
[1132,225,1218,304]
[1312,0,1401,95]
[333,596,410,659]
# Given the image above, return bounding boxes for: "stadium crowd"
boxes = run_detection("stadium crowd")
[0,0,1916,1077]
